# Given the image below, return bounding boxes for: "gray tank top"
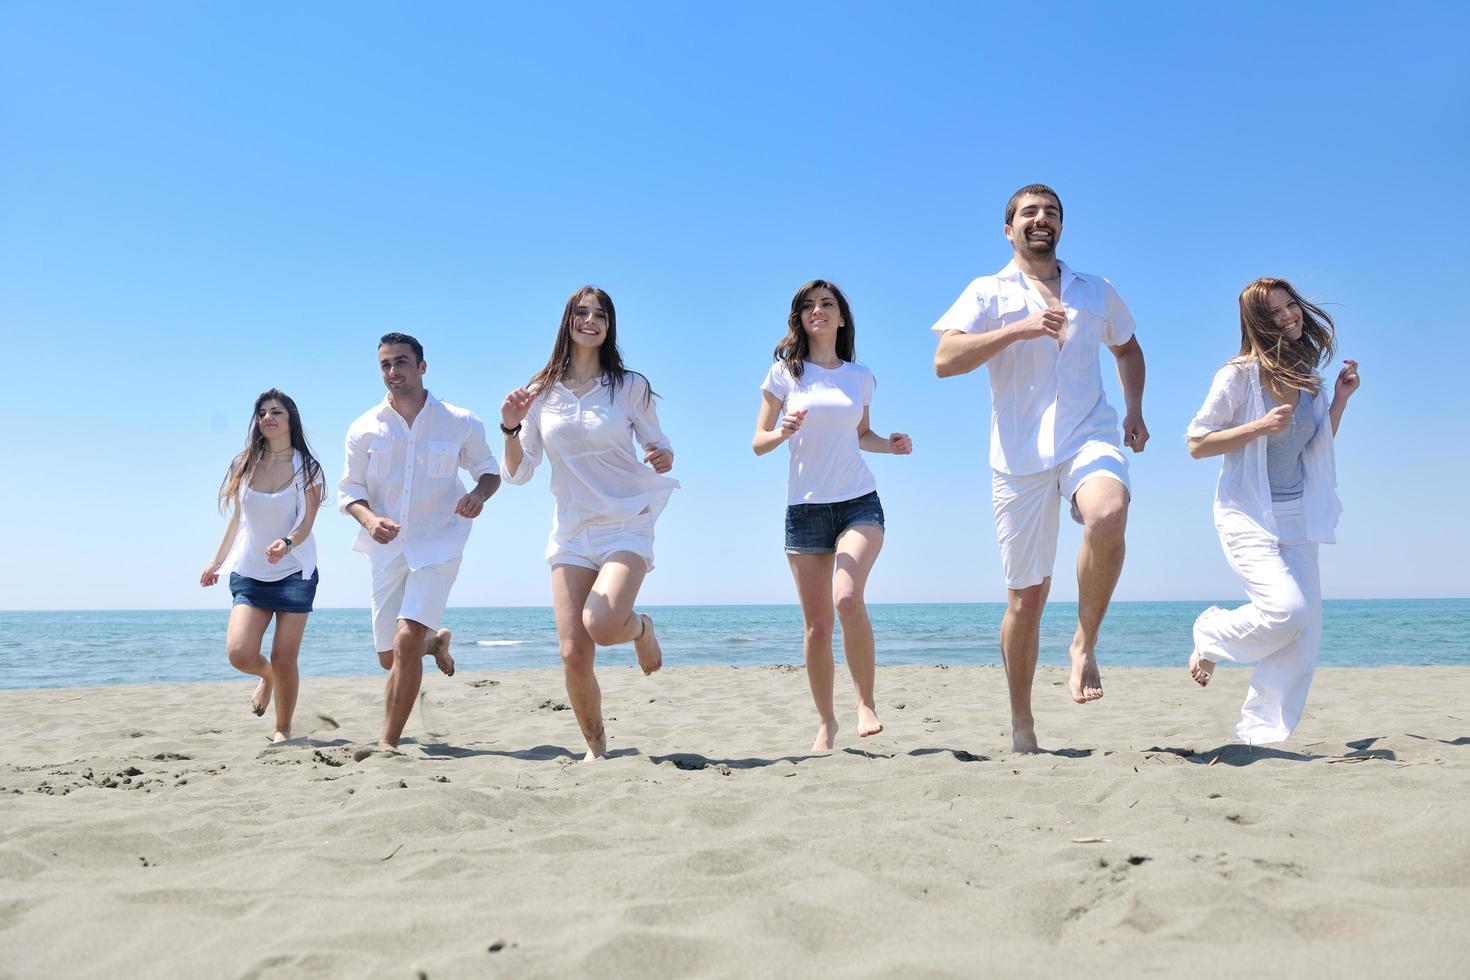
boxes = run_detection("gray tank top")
[1260,386,1317,501]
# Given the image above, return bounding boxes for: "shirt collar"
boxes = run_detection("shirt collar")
[998,258,1082,283]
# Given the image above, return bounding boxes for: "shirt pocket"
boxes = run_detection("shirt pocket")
[367,438,394,478]
[427,441,459,479]
[1068,292,1108,347]
[995,290,1028,328]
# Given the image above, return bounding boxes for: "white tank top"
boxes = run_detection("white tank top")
[225,451,321,582]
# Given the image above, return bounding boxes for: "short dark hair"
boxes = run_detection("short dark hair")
[379,332,424,363]
[1004,184,1063,226]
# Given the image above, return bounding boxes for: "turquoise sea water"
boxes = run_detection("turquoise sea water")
[1,600,1466,690]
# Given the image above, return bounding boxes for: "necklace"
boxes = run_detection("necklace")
[1025,271,1061,283]
[263,446,294,456]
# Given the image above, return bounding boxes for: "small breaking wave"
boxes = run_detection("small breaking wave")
[475,640,528,647]
[725,637,756,644]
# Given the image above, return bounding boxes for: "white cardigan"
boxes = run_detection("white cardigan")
[1185,358,1341,544]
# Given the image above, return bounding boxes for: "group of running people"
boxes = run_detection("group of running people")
[201,182,1362,757]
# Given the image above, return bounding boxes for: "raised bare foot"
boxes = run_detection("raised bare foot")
[251,678,273,717]
[812,718,838,751]
[1188,650,1215,687]
[1068,643,1104,703]
[857,701,884,737]
[633,614,662,675]
[427,628,455,676]
[1012,719,1039,754]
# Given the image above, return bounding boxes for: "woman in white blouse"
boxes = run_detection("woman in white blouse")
[500,286,678,760]
[1185,278,1360,744]
[201,389,325,742]
[753,280,911,751]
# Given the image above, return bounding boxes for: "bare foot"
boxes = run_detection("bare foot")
[633,614,662,675]
[1068,643,1104,703]
[376,738,399,752]
[251,678,273,717]
[1012,718,1039,754]
[272,729,291,744]
[812,718,838,751]
[1188,650,1215,687]
[583,726,607,761]
[856,701,884,737]
[426,628,455,676]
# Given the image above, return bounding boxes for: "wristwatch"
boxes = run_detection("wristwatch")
[500,422,523,436]
[282,536,294,552]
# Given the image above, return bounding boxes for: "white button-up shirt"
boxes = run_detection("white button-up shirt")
[338,393,500,571]
[503,374,679,544]
[1185,359,1341,544]
[931,260,1136,475]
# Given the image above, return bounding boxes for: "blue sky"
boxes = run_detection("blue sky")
[2,2,1467,610]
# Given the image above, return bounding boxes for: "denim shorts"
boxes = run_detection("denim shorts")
[784,490,885,554]
[230,569,319,614]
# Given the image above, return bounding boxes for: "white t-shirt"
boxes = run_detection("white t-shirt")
[762,360,877,505]
[930,259,1136,476]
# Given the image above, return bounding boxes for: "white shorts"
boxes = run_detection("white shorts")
[992,441,1130,590]
[370,553,462,652]
[547,512,655,573]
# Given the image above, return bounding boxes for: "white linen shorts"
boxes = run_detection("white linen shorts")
[991,440,1130,590]
[547,512,655,573]
[370,553,462,652]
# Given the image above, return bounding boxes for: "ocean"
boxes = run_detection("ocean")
[2,600,1466,690]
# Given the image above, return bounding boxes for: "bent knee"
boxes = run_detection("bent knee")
[1083,502,1128,538]
[376,650,394,671]
[1263,591,1311,634]
[226,645,258,670]
[1007,585,1047,617]
[834,590,865,618]
[580,608,622,647]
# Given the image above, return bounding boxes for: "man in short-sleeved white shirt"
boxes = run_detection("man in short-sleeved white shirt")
[932,184,1149,753]
[339,332,501,750]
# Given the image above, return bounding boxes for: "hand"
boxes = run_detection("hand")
[643,444,674,474]
[501,388,534,429]
[1334,359,1360,402]
[779,409,808,439]
[365,514,401,544]
[1012,308,1066,342]
[455,492,487,518]
[1256,403,1294,436]
[200,563,221,587]
[1122,412,1150,453]
[264,539,289,564]
[888,432,913,455]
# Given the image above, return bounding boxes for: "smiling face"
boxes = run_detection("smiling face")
[378,342,426,395]
[568,293,609,350]
[256,398,289,440]
[799,287,844,337]
[1004,192,1063,258]
[1266,287,1303,342]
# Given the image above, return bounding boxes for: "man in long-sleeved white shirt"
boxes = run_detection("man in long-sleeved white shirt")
[339,332,501,750]
[932,184,1149,754]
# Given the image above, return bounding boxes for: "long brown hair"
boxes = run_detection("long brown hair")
[217,389,323,513]
[774,279,856,381]
[526,285,653,404]
[1237,278,1336,394]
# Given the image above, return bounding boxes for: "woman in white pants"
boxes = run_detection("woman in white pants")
[752,280,911,751]
[1185,277,1360,744]
[499,286,678,761]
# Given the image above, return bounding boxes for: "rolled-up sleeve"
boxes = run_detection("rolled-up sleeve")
[338,423,372,513]
[459,414,500,480]
[1185,364,1246,439]
[501,402,542,486]
[628,375,672,451]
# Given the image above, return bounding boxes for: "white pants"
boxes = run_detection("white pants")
[1193,498,1321,744]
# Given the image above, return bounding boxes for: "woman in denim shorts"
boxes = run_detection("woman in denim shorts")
[753,280,912,750]
[201,389,325,743]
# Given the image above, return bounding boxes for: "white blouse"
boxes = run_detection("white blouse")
[503,373,679,543]
[225,451,324,581]
[1185,358,1341,544]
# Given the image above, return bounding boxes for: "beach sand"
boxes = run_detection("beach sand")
[3,664,1467,978]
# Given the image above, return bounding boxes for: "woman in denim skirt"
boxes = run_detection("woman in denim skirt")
[753,280,911,750]
[201,389,325,742]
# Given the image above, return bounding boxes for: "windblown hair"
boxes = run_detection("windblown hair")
[1236,278,1336,394]
[217,389,323,514]
[526,286,654,405]
[774,279,856,381]
[1005,183,1063,226]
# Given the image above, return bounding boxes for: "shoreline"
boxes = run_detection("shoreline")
[4,665,1468,977]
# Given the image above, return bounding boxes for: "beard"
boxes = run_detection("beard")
[1023,234,1057,257]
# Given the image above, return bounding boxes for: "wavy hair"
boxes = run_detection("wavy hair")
[774,280,856,381]
[217,389,323,513]
[1236,277,1336,393]
[526,285,654,405]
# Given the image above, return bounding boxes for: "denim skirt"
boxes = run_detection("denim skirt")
[230,569,319,613]
[784,490,885,554]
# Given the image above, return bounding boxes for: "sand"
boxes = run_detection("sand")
[2,663,1468,979]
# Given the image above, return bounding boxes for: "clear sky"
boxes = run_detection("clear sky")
[3,2,1467,610]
